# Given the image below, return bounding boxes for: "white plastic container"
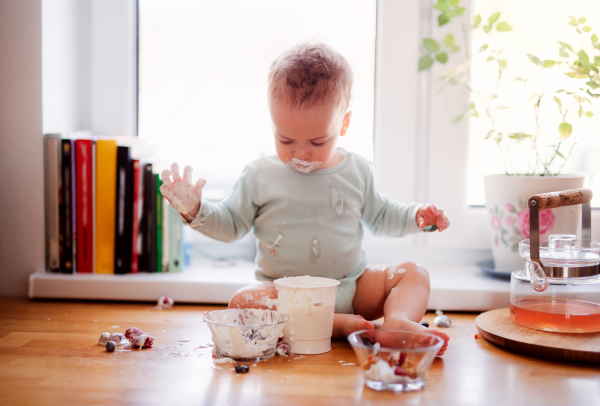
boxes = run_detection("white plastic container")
[274,276,340,355]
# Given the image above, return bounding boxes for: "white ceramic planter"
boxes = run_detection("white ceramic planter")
[483,174,587,271]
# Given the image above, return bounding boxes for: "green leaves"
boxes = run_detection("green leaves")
[436,52,449,63]
[553,96,562,110]
[488,12,501,25]
[443,34,456,48]
[527,54,543,66]
[543,60,556,68]
[423,39,441,52]
[418,55,434,71]
[578,50,590,64]
[496,22,513,32]
[558,122,573,139]
[508,132,533,141]
[558,42,573,52]
[473,14,481,28]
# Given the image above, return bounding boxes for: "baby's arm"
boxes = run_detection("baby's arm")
[160,163,206,222]
[415,203,450,232]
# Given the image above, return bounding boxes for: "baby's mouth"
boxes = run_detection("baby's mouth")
[288,158,323,173]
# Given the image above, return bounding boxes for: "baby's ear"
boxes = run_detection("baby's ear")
[341,111,353,136]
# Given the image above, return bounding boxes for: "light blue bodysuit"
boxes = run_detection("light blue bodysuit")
[184,149,424,313]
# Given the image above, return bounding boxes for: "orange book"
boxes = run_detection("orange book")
[95,140,117,273]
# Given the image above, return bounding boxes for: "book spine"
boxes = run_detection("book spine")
[60,139,74,273]
[75,139,93,273]
[114,146,133,274]
[71,139,77,273]
[168,204,184,272]
[162,195,169,272]
[95,140,117,274]
[44,134,61,272]
[91,141,96,273]
[155,174,163,273]
[138,163,153,272]
[131,160,140,273]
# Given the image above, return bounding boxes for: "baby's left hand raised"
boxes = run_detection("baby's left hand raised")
[416,203,450,232]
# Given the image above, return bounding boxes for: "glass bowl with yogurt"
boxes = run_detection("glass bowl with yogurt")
[348,329,443,392]
[204,308,287,362]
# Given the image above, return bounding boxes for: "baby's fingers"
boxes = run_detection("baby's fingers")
[161,169,173,186]
[159,184,173,199]
[437,213,450,231]
[194,178,207,194]
[183,165,194,182]
[170,162,182,182]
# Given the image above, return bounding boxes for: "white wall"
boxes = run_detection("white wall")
[0,0,44,297]
[42,0,90,133]
[42,0,137,136]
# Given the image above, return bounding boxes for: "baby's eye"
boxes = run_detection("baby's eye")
[311,141,326,147]
[279,139,293,145]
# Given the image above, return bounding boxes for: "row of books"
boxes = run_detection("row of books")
[43,134,184,274]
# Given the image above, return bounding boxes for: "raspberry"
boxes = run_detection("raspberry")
[131,334,154,349]
[276,342,290,356]
[125,327,143,339]
[394,367,408,376]
[109,332,124,343]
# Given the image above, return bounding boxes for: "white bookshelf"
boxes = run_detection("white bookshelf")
[29,261,510,311]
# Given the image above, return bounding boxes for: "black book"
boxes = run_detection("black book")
[114,146,134,274]
[59,139,74,273]
[138,163,155,272]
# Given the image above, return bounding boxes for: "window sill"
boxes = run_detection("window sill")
[29,259,509,311]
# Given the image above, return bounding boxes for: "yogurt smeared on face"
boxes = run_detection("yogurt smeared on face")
[287,158,323,173]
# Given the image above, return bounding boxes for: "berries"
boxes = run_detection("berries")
[106,341,117,352]
[276,342,290,356]
[474,334,478,339]
[420,322,429,328]
[394,367,409,376]
[235,364,250,374]
[131,334,154,349]
[125,327,143,339]
[109,332,124,344]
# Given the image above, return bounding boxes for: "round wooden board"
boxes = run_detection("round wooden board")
[475,308,600,363]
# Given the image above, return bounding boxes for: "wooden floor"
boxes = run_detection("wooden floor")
[1,298,599,406]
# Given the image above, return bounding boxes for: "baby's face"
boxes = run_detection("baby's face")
[270,101,351,173]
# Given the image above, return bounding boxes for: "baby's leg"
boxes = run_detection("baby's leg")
[352,263,449,355]
[229,282,373,339]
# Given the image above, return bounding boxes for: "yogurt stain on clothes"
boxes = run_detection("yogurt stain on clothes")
[331,188,344,216]
[266,234,284,254]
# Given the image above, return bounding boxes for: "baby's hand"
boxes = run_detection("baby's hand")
[160,163,206,220]
[416,203,449,232]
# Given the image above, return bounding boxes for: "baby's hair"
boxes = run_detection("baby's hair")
[268,42,353,110]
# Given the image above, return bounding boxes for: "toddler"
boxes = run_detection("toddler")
[160,42,450,355]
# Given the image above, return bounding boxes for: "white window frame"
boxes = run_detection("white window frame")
[366,0,600,268]
[56,0,600,268]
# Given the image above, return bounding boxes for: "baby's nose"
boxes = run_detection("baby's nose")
[293,149,310,160]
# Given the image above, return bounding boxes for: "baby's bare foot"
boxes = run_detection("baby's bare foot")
[332,314,374,339]
[381,317,449,356]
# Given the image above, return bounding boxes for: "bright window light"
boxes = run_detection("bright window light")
[466,0,600,206]
[138,0,376,200]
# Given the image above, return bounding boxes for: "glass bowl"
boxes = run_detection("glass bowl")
[203,309,287,362]
[348,329,443,392]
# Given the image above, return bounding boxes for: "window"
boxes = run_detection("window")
[138,0,377,200]
[466,0,600,206]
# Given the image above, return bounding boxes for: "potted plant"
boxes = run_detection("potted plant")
[420,0,599,271]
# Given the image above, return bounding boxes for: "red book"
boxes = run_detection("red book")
[75,139,93,273]
[131,160,140,273]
